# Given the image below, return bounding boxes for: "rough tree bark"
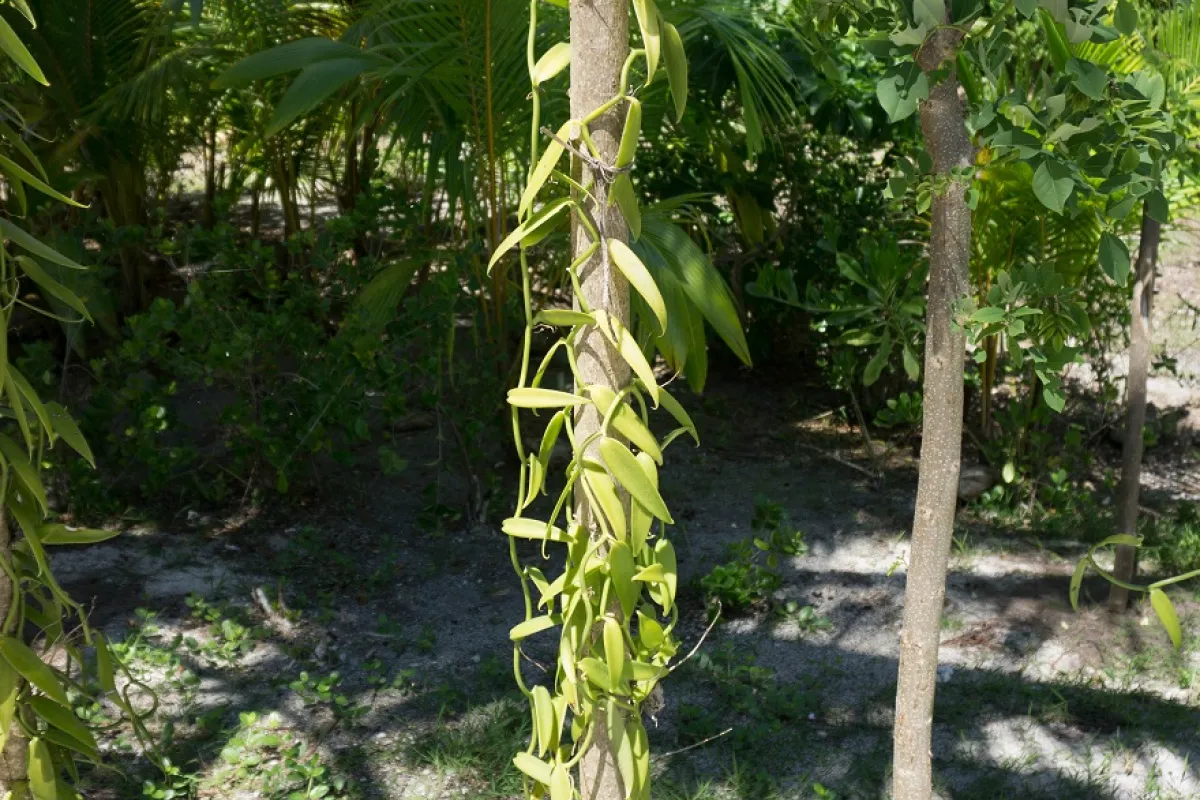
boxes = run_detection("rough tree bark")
[1108,205,1161,611]
[892,18,973,800]
[569,1,629,798]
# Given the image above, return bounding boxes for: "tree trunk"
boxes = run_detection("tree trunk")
[0,514,24,792]
[892,20,973,800]
[1108,205,1160,611]
[203,117,218,230]
[569,1,629,798]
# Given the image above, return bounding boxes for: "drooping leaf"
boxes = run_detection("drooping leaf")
[214,38,378,89]
[501,518,573,542]
[609,240,666,334]
[1149,588,1181,649]
[27,738,55,800]
[521,121,573,217]
[604,616,626,690]
[513,753,553,786]
[1098,231,1130,286]
[0,637,68,707]
[609,541,639,620]
[509,615,558,640]
[1032,160,1074,214]
[663,22,688,122]
[600,438,672,523]
[0,219,85,270]
[532,43,571,85]
[0,16,46,85]
[37,525,119,547]
[45,403,93,467]
[267,59,373,136]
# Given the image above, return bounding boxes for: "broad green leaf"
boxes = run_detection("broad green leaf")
[0,156,83,208]
[580,656,619,693]
[45,403,93,467]
[0,637,68,707]
[600,438,672,523]
[1069,556,1088,611]
[1067,58,1107,100]
[633,563,666,583]
[1113,0,1138,36]
[15,257,91,322]
[632,452,659,557]
[1094,533,1142,549]
[969,307,1006,325]
[513,753,553,786]
[1146,191,1169,225]
[902,343,920,381]
[521,121,573,217]
[536,309,593,327]
[1043,386,1065,412]
[507,388,587,409]
[29,696,97,755]
[8,0,34,27]
[610,174,642,241]
[214,38,379,88]
[876,62,929,123]
[488,198,572,272]
[1002,462,1016,484]
[1039,9,1071,71]
[1032,160,1074,214]
[532,685,554,755]
[636,220,750,369]
[913,0,944,28]
[588,385,662,464]
[27,738,55,800]
[0,434,46,513]
[549,764,572,800]
[632,0,661,81]
[509,615,558,640]
[863,329,892,386]
[501,518,573,542]
[94,634,116,696]
[1098,232,1130,286]
[596,312,660,405]
[0,16,46,85]
[653,539,677,613]
[609,541,639,619]
[0,661,15,752]
[532,43,571,85]
[658,386,698,445]
[1150,588,1181,649]
[0,219,85,270]
[609,240,666,334]
[617,99,642,169]
[604,617,626,690]
[583,463,627,540]
[663,22,688,122]
[37,525,119,547]
[267,59,372,137]
[638,611,665,651]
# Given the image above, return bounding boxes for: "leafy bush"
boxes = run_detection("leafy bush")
[701,498,807,615]
[63,217,499,514]
[1146,504,1200,576]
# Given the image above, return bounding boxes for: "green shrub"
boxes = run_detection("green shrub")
[1146,504,1200,575]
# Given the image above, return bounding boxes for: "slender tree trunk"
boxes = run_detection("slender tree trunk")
[1108,205,1160,611]
[570,1,629,798]
[0,514,24,791]
[203,117,218,230]
[892,20,973,800]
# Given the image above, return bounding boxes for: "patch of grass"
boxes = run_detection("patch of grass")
[408,697,528,796]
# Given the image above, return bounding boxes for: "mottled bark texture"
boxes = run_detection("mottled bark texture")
[569,1,630,799]
[892,21,974,800]
[1108,206,1161,611]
